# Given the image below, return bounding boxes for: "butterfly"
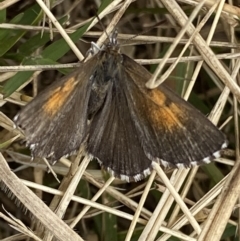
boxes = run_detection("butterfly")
[14,30,227,182]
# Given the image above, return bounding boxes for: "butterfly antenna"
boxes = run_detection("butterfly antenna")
[95,14,111,41]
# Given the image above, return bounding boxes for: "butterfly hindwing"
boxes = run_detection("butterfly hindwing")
[87,54,152,181]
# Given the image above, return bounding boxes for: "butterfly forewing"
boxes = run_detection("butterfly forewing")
[14,56,99,162]
[122,55,227,167]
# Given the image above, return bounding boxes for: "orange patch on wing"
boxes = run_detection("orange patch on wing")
[149,89,166,106]
[43,77,77,116]
[149,94,184,131]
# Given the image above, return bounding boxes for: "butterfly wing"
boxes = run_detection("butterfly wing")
[122,55,227,166]
[87,54,227,181]
[87,71,152,181]
[14,57,99,162]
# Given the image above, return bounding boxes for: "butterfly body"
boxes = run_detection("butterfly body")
[14,32,227,182]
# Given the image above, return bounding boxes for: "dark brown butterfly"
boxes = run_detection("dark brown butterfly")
[14,31,227,182]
